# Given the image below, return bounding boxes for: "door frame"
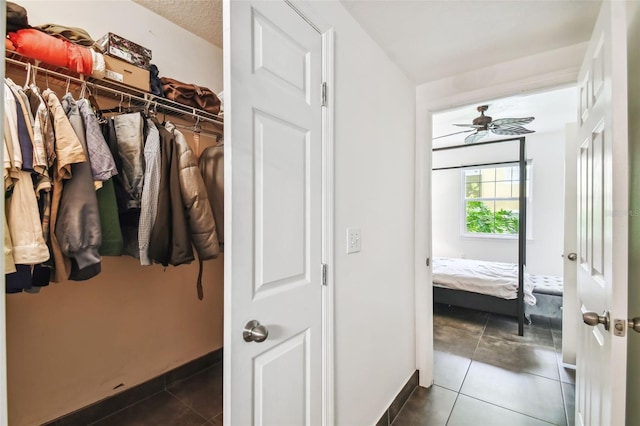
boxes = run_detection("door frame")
[221,1,335,424]
[414,64,580,387]
[0,1,8,422]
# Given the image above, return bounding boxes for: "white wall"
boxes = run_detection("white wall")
[298,2,417,425]
[432,129,567,277]
[19,0,223,92]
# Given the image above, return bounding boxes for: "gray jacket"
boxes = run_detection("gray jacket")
[58,94,102,280]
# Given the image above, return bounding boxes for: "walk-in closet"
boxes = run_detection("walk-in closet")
[4,2,225,424]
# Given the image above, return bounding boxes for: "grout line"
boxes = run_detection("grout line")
[458,312,564,425]
[166,361,223,391]
[457,393,557,425]
[444,389,462,426]
[165,389,211,423]
[86,390,166,426]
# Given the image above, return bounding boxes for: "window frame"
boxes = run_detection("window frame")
[460,163,533,240]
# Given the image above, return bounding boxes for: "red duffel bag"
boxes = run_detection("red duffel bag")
[8,29,93,74]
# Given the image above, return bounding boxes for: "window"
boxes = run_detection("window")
[463,165,530,237]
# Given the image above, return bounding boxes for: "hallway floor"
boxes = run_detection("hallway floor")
[88,362,223,426]
[392,303,575,426]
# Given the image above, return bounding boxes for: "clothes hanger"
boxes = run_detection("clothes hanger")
[23,63,31,88]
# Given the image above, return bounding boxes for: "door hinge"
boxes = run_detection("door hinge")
[321,263,328,286]
[321,82,328,107]
[426,257,430,267]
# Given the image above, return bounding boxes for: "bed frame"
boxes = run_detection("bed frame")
[432,136,527,336]
[433,287,522,318]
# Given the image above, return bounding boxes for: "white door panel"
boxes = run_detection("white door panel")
[224,1,323,425]
[575,2,629,425]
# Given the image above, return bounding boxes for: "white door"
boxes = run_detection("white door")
[575,2,629,425]
[223,1,324,425]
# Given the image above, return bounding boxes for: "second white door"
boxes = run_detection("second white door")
[224,1,325,425]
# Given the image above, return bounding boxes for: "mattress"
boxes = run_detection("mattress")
[432,257,536,305]
[529,274,563,296]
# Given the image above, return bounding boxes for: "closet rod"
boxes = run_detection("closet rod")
[5,56,224,127]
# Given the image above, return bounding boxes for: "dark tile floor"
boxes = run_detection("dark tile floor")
[89,362,223,426]
[392,304,576,426]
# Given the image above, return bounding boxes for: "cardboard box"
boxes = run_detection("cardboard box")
[97,32,152,70]
[103,55,149,92]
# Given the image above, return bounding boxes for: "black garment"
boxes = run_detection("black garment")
[101,118,132,213]
[149,64,164,97]
[148,118,193,267]
[7,2,30,33]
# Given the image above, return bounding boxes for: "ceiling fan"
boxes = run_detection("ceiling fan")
[435,105,535,144]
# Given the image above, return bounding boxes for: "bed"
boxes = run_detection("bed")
[432,257,564,329]
[526,274,564,320]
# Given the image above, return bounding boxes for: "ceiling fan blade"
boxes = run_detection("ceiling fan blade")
[465,130,488,144]
[491,125,535,136]
[453,124,484,128]
[433,129,477,140]
[491,117,535,127]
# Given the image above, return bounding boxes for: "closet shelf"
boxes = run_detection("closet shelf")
[4,53,224,127]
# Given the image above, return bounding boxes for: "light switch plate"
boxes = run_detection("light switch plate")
[346,228,361,254]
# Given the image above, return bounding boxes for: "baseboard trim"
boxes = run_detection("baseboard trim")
[375,370,419,426]
[44,348,222,426]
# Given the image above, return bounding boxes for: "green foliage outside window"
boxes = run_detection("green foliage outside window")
[466,201,519,234]
[464,166,526,236]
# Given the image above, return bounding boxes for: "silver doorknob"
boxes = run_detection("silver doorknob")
[243,320,269,343]
[565,252,577,261]
[628,318,640,334]
[583,311,610,331]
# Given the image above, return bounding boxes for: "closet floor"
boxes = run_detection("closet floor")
[89,362,223,426]
[392,303,575,426]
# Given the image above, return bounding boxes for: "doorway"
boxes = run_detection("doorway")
[410,86,576,422]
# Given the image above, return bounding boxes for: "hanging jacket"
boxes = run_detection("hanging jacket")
[6,170,51,265]
[165,122,219,260]
[76,99,118,183]
[25,83,55,168]
[139,119,160,265]
[42,89,86,282]
[96,178,123,256]
[4,82,22,185]
[74,99,122,257]
[4,216,16,274]
[58,94,102,280]
[5,81,33,172]
[113,113,145,209]
[198,144,224,248]
[4,85,49,266]
[149,119,193,266]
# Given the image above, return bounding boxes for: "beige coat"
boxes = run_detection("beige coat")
[165,122,219,260]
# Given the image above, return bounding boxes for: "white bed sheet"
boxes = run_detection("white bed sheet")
[433,257,536,305]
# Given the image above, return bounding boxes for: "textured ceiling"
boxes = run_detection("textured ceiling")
[132,0,223,47]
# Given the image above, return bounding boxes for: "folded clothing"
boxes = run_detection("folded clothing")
[5,37,16,51]
[8,29,93,74]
